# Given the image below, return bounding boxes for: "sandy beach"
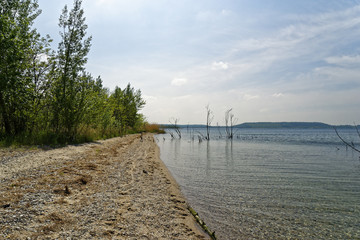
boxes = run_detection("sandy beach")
[0,134,208,239]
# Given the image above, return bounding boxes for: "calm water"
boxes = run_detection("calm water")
[156,128,360,240]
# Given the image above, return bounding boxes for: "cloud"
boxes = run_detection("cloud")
[196,9,232,22]
[221,9,231,16]
[173,95,192,100]
[233,5,360,58]
[212,61,229,70]
[94,0,146,8]
[272,93,284,98]
[243,94,259,101]
[95,0,114,5]
[171,78,188,86]
[325,55,360,66]
[143,95,157,101]
[74,2,360,124]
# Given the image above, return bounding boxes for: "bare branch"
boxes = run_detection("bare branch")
[169,118,181,138]
[205,105,213,141]
[225,108,237,139]
[334,127,360,153]
[354,122,360,139]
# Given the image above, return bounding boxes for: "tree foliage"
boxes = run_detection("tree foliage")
[0,0,44,135]
[50,0,92,140]
[0,0,146,145]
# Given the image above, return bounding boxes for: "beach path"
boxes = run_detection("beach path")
[0,134,208,239]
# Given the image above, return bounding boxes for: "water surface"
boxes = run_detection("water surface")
[157,128,360,239]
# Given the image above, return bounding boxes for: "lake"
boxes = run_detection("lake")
[156,128,360,240]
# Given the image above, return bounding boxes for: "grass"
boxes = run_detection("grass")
[0,122,164,148]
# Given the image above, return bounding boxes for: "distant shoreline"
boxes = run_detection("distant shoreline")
[160,122,359,129]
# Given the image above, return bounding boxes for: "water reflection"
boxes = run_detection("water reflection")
[225,139,234,172]
[206,141,211,176]
[169,138,181,165]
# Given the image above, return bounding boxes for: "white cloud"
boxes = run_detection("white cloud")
[272,93,284,98]
[221,9,231,16]
[95,0,114,5]
[171,78,188,86]
[196,11,213,21]
[313,66,360,82]
[173,95,192,100]
[196,9,231,22]
[143,95,157,101]
[243,94,259,101]
[94,0,146,7]
[233,5,360,62]
[325,55,360,66]
[212,61,229,70]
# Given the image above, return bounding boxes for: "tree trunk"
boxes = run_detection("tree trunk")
[0,91,12,135]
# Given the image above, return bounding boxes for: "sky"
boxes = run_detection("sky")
[34,0,360,125]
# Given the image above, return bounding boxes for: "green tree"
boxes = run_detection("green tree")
[50,0,92,140]
[122,83,146,129]
[0,0,147,145]
[27,33,53,134]
[110,84,145,135]
[0,0,43,136]
[90,77,114,137]
[110,86,126,135]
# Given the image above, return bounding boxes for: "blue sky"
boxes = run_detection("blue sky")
[35,0,360,125]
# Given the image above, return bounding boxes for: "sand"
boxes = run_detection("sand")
[0,133,209,239]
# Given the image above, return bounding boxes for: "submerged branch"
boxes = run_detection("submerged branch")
[188,206,216,240]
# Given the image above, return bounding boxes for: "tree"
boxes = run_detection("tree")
[110,86,126,135]
[334,125,360,154]
[205,104,214,140]
[225,108,237,139]
[50,0,92,140]
[0,0,147,144]
[169,118,181,139]
[110,84,146,135]
[122,83,146,129]
[0,0,43,135]
[27,32,53,134]
[81,76,112,136]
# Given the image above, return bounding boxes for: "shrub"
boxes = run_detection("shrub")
[144,123,165,134]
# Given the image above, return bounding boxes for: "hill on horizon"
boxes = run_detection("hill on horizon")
[160,122,357,129]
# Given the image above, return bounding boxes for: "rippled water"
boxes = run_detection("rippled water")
[156,128,360,240]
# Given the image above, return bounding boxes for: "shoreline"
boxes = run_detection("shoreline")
[0,133,209,239]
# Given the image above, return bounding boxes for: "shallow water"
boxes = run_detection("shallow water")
[157,128,360,240]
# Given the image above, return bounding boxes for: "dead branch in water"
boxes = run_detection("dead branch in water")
[169,118,181,139]
[205,105,214,141]
[334,127,360,153]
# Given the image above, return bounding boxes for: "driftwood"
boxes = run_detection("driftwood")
[187,206,216,240]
